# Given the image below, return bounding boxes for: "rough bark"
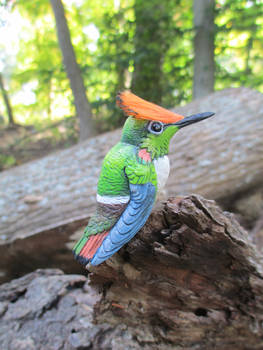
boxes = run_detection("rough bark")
[0,269,104,350]
[0,72,15,125]
[0,87,262,282]
[1,196,263,349]
[193,0,215,99]
[50,0,97,141]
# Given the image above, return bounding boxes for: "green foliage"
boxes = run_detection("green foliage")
[0,0,262,146]
[162,0,193,107]
[81,0,135,128]
[131,0,174,103]
[215,0,263,92]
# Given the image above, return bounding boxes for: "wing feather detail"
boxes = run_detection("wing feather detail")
[90,182,156,265]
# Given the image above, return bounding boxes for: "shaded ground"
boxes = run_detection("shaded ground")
[0,117,78,171]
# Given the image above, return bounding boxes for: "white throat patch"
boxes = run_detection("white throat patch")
[153,156,170,192]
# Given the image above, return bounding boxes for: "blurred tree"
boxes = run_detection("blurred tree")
[4,0,72,127]
[81,0,135,129]
[1,0,262,138]
[193,0,215,99]
[50,0,97,141]
[161,0,193,107]
[0,72,15,125]
[131,0,174,104]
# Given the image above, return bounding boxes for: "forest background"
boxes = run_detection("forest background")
[0,0,262,170]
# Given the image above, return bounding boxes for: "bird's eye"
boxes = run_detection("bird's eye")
[148,121,164,135]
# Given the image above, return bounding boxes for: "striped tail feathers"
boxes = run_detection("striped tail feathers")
[73,231,109,266]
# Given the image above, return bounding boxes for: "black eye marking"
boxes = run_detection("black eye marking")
[148,121,164,135]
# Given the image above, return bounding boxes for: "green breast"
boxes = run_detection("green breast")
[97,142,134,196]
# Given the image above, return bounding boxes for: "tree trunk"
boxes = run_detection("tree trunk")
[1,196,263,349]
[0,87,263,283]
[193,0,215,99]
[0,73,15,125]
[131,0,172,104]
[50,0,97,142]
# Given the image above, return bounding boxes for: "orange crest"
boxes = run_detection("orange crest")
[116,91,184,124]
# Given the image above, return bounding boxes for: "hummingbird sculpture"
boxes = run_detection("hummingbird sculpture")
[73,91,214,267]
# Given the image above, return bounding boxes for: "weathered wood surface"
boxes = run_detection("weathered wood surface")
[0,87,262,245]
[89,195,263,349]
[1,196,263,349]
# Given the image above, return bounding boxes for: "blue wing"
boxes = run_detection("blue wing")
[90,182,156,266]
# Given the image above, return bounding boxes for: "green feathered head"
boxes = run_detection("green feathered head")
[118,91,214,159]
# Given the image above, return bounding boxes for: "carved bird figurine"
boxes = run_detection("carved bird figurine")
[73,91,214,267]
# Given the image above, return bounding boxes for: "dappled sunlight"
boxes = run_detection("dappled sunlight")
[0,0,262,167]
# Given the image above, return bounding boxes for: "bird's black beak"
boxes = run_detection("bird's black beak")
[173,112,215,128]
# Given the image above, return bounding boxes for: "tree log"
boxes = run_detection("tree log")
[0,87,262,282]
[1,196,263,349]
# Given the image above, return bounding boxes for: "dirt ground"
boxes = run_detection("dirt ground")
[0,118,78,171]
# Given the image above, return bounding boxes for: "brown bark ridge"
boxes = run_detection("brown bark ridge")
[1,196,263,349]
[0,87,262,281]
[50,0,97,141]
[193,0,215,99]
